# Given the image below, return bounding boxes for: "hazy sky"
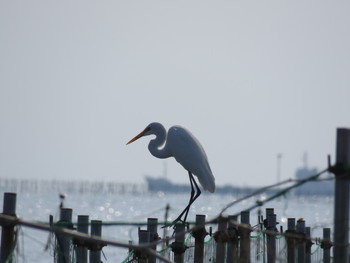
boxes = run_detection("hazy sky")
[1,1,349,187]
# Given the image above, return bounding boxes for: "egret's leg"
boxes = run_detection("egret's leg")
[183,173,201,222]
[172,172,201,225]
[171,172,196,225]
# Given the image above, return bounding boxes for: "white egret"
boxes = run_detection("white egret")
[126,122,215,225]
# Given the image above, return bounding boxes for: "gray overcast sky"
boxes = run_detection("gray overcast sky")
[0,1,349,187]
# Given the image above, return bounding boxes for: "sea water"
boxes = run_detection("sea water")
[2,190,334,262]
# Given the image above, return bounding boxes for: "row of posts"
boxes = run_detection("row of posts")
[0,192,104,263]
[56,208,104,263]
[135,209,333,263]
[0,192,337,263]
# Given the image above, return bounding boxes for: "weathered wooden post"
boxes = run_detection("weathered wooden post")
[226,215,239,263]
[147,218,158,263]
[305,227,312,263]
[285,218,296,263]
[57,208,73,263]
[75,215,89,263]
[239,211,251,263]
[256,210,263,263]
[89,220,102,263]
[138,229,151,263]
[296,219,306,263]
[0,192,17,263]
[192,214,206,263]
[171,223,186,263]
[215,216,228,263]
[321,228,331,263]
[266,212,277,263]
[332,128,350,263]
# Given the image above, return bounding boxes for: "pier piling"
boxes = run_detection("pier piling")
[226,215,239,263]
[0,192,17,263]
[215,216,228,263]
[193,214,206,263]
[147,218,158,263]
[76,215,89,263]
[266,211,277,263]
[89,220,103,263]
[56,208,73,263]
[239,211,251,263]
[172,223,186,263]
[332,128,350,263]
[296,218,306,263]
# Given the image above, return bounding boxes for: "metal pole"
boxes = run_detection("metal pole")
[57,208,73,263]
[0,192,17,263]
[215,217,228,263]
[286,218,296,263]
[89,220,102,263]
[193,214,206,263]
[76,215,89,263]
[239,211,251,263]
[333,128,350,263]
[147,218,158,263]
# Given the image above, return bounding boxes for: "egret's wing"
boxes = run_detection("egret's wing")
[168,126,215,192]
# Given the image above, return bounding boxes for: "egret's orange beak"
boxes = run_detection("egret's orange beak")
[126,129,147,145]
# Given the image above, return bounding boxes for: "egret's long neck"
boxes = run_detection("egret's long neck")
[148,125,172,159]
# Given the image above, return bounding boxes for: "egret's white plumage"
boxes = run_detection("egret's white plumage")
[127,122,215,192]
[127,122,215,224]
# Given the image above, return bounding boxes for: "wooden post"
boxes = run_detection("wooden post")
[75,215,89,263]
[305,227,312,263]
[89,220,102,263]
[266,213,277,263]
[286,218,296,263]
[193,214,206,263]
[332,128,350,263]
[162,204,170,250]
[226,215,239,263]
[215,217,228,263]
[138,229,150,263]
[57,208,73,263]
[171,223,186,263]
[322,228,331,263]
[0,192,17,263]
[256,210,263,263]
[296,219,305,263]
[239,211,251,263]
[147,218,158,263]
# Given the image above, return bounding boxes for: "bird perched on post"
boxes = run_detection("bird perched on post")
[126,122,215,226]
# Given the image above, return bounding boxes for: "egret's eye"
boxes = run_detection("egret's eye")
[145,127,151,132]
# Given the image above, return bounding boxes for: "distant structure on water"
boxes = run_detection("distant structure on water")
[145,175,266,195]
[145,153,334,196]
[294,153,333,196]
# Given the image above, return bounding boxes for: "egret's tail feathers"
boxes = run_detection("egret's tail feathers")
[197,172,215,193]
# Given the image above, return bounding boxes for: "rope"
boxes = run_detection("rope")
[232,168,329,217]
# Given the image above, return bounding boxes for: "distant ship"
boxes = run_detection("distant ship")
[144,153,334,196]
[294,168,333,196]
[144,175,274,196]
[294,153,334,196]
